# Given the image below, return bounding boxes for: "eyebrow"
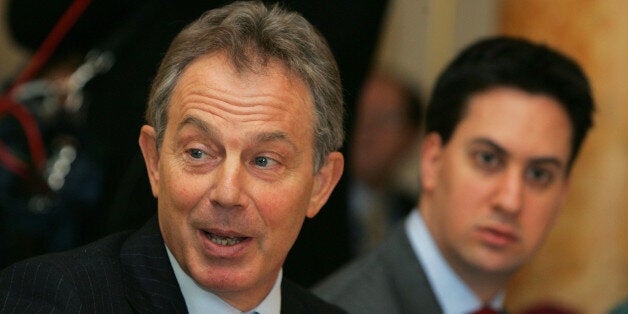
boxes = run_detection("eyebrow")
[177,115,218,138]
[177,115,298,151]
[254,131,289,144]
[471,137,565,169]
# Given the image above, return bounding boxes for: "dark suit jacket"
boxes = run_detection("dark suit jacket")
[313,223,443,314]
[0,216,345,313]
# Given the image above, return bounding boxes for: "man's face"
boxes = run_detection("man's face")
[139,52,342,309]
[421,87,572,280]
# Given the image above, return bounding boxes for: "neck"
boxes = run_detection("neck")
[457,268,508,304]
[215,271,279,312]
[419,199,509,304]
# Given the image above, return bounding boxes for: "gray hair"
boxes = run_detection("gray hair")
[146,1,344,170]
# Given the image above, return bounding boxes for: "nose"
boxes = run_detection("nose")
[494,168,524,216]
[209,158,245,210]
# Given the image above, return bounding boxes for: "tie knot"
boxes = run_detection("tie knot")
[472,306,499,314]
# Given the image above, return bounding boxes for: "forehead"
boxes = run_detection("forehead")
[453,87,572,161]
[167,52,315,128]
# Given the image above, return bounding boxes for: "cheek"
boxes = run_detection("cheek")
[159,162,208,212]
[255,180,312,230]
[435,161,493,241]
[439,163,484,217]
[521,197,563,246]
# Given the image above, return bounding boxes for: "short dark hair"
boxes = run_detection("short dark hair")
[146,1,344,170]
[426,36,594,171]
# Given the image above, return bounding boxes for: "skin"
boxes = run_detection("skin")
[139,52,343,311]
[350,74,418,188]
[419,87,572,302]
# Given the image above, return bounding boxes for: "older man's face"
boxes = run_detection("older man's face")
[139,52,342,310]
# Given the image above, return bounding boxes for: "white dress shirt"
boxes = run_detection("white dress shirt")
[166,246,281,314]
[404,209,504,314]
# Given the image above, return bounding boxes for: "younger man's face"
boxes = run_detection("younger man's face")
[421,87,572,279]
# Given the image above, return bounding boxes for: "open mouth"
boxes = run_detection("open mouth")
[203,231,246,246]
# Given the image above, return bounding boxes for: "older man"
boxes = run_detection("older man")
[0,2,345,313]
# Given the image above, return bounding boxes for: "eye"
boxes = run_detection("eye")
[474,150,502,170]
[525,166,553,187]
[188,148,206,159]
[253,156,277,168]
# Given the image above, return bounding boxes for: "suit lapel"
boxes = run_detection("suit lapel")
[378,225,443,313]
[281,279,341,313]
[281,279,306,313]
[120,215,188,313]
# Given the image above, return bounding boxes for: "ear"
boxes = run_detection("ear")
[420,132,444,192]
[138,125,160,198]
[306,151,344,218]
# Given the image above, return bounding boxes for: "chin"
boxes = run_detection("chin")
[468,250,523,275]
[193,269,254,292]
[480,257,523,275]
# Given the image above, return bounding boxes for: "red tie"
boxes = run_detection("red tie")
[472,306,500,314]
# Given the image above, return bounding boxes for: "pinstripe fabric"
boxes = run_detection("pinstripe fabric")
[0,216,185,313]
[0,215,345,313]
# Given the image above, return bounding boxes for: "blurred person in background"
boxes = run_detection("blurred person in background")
[347,71,422,255]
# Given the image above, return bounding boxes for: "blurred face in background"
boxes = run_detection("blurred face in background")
[139,52,343,310]
[350,74,418,188]
[420,87,572,284]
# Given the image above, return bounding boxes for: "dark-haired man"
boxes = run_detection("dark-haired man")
[315,36,595,313]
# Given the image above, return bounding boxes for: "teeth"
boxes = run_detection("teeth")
[205,232,244,246]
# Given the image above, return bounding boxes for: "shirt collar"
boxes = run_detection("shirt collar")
[404,209,504,314]
[166,245,282,314]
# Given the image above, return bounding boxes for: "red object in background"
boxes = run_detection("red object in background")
[0,0,91,179]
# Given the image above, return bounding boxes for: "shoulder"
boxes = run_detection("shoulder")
[1,230,132,280]
[312,241,401,313]
[0,231,133,313]
[313,224,437,313]
[281,278,346,314]
[315,224,410,293]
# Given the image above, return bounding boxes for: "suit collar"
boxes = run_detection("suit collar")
[405,210,505,313]
[375,219,443,312]
[120,215,188,313]
[167,243,283,314]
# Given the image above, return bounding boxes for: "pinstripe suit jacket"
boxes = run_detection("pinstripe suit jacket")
[0,216,345,313]
[313,224,443,314]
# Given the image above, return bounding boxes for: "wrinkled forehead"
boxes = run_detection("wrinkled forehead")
[169,51,315,125]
